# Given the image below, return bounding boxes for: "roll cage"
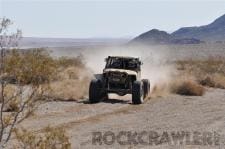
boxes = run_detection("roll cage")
[105,56,141,72]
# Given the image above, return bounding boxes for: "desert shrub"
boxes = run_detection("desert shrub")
[3,49,92,101]
[175,58,225,90]
[47,66,92,100]
[4,99,19,112]
[14,126,71,149]
[0,47,88,146]
[176,57,225,75]
[199,76,215,87]
[212,73,225,89]
[5,49,57,85]
[200,74,225,89]
[41,55,93,100]
[0,49,58,147]
[0,18,71,147]
[57,55,85,69]
[173,80,205,96]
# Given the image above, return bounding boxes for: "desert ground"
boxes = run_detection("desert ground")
[19,88,225,149]
[11,43,225,148]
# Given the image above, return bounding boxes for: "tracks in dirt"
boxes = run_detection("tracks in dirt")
[53,97,152,130]
[56,104,144,130]
[28,99,146,134]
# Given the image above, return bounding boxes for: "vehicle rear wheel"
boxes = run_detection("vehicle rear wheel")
[132,81,144,104]
[142,79,150,98]
[89,79,105,103]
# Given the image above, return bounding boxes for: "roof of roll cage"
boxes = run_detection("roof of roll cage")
[105,56,142,71]
[107,56,139,59]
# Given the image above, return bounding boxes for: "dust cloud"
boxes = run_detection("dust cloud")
[49,45,176,99]
[83,45,176,95]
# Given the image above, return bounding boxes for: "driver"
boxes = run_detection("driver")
[125,59,137,69]
[111,58,122,68]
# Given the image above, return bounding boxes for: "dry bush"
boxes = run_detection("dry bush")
[199,76,215,87]
[47,66,92,100]
[57,56,85,69]
[0,49,57,147]
[5,49,57,85]
[14,126,71,149]
[200,73,225,89]
[212,73,225,89]
[4,50,92,101]
[176,57,225,75]
[172,80,205,96]
[0,50,85,147]
[175,57,225,90]
[4,99,19,112]
[42,55,93,101]
[149,72,205,97]
[0,18,71,147]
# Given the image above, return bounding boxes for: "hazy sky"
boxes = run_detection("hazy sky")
[1,0,225,38]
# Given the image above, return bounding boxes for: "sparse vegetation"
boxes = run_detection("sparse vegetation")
[175,57,225,90]
[5,49,57,85]
[0,47,85,147]
[150,57,225,97]
[0,18,76,148]
[199,76,215,87]
[199,74,225,89]
[57,56,85,69]
[3,49,92,101]
[14,126,71,149]
[173,80,205,96]
[47,56,92,101]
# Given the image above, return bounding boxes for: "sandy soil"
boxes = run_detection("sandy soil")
[18,88,225,149]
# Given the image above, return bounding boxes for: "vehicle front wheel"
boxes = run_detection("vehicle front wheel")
[89,79,105,103]
[132,81,144,104]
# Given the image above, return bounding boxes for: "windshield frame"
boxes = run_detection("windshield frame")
[105,57,141,71]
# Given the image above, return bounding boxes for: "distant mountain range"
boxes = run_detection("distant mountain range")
[19,37,129,48]
[130,29,203,44]
[172,14,225,41]
[130,14,225,45]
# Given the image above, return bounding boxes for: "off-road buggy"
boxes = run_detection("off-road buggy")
[89,56,150,104]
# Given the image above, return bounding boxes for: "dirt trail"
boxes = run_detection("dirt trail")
[18,88,225,149]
